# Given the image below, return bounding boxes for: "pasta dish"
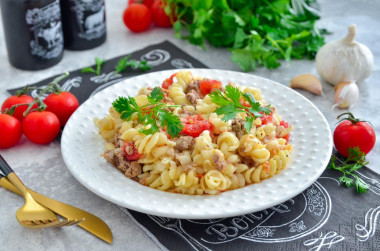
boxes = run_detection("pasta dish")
[95,71,293,195]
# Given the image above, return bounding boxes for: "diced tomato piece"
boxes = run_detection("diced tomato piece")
[239,97,251,107]
[279,120,290,143]
[282,134,290,144]
[280,120,289,128]
[199,79,222,96]
[162,73,177,89]
[259,109,274,125]
[181,115,214,137]
[122,141,143,160]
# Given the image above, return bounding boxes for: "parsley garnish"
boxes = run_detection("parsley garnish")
[209,85,271,132]
[165,0,328,71]
[112,87,183,138]
[81,57,106,76]
[328,147,369,194]
[115,56,152,73]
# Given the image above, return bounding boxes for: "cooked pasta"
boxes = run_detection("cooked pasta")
[96,71,293,195]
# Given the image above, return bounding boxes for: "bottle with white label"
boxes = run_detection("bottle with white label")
[0,0,64,70]
[60,0,106,50]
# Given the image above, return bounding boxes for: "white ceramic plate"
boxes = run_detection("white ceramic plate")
[61,69,332,219]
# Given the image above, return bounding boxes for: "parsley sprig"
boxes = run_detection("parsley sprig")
[81,57,105,76]
[328,147,369,194]
[209,85,271,133]
[112,87,183,138]
[115,55,152,73]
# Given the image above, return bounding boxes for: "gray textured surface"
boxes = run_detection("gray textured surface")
[0,0,379,250]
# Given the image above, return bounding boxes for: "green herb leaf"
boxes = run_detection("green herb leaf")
[112,88,182,138]
[112,96,140,121]
[209,86,271,131]
[165,0,327,71]
[81,57,105,76]
[339,176,354,188]
[329,147,369,194]
[355,177,369,194]
[115,56,152,73]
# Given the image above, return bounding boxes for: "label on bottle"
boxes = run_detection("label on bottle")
[70,0,106,41]
[25,0,64,59]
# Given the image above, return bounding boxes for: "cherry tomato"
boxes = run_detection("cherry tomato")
[123,4,152,32]
[199,79,222,96]
[1,94,37,121]
[122,141,143,160]
[181,115,214,137]
[44,92,79,126]
[128,0,154,8]
[333,113,376,157]
[162,73,177,89]
[0,114,22,149]
[22,111,60,144]
[151,0,172,27]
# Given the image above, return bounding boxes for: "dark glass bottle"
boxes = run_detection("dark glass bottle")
[60,0,106,50]
[0,0,64,70]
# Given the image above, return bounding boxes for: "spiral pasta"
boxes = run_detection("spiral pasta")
[96,71,294,195]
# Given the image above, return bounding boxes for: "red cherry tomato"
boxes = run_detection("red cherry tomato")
[122,141,143,160]
[123,4,152,32]
[22,111,60,144]
[181,115,214,137]
[162,73,177,89]
[1,94,37,121]
[199,79,222,96]
[333,113,376,157]
[44,92,79,126]
[151,0,172,27]
[128,0,154,8]
[0,114,22,149]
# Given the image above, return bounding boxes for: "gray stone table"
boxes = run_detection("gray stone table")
[0,0,379,250]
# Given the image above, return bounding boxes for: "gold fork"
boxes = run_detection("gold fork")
[22,218,84,229]
[0,154,67,229]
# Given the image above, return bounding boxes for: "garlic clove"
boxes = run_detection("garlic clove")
[333,82,359,109]
[290,73,323,95]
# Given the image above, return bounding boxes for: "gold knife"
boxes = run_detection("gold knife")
[0,174,112,244]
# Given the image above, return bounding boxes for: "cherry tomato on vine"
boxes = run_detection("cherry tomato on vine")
[199,79,222,96]
[44,92,79,126]
[181,115,214,137]
[151,0,172,27]
[1,94,37,121]
[22,111,60,144]
[122,141,143,160]
[123,3,152,32]
[333,112,376,157]
[128,0,154,8]
[0,114,22,149]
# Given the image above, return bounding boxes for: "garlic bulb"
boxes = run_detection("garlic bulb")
[333,82,359,109]
[316,24,374,86]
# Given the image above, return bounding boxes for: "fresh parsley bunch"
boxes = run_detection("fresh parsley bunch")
[209,85,271,133]
[164,0,327,71]
[112,87,183,138]
[328,147,370,194]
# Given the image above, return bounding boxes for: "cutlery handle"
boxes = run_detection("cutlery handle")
[0,154,28,196]
[0,174,22,196]
[0,154,14,176]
